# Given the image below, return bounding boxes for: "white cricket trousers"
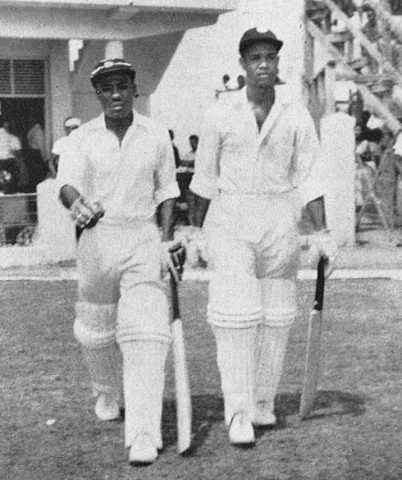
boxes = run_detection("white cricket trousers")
[73,219,171,449]
[204,193,300,425]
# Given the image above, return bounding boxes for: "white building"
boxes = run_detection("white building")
[0,0,361,264]
[0,0,237,155]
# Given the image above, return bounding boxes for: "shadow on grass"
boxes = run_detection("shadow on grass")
[162,394,224,454]
[162,389,366,452]
[274,390,367,429]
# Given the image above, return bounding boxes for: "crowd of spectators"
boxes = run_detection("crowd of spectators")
[353,108,402,230]
[215,73,246,98]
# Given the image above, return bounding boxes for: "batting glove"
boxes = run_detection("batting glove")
[185,227,209,269]
[70,196,105,229]
[308,229,338,278]
[160,241,186,283]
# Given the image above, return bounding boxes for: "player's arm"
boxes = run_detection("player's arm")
[159,197,176,242]
[57,131,104,229]
[154,129,181,241]
[295,108,337,276]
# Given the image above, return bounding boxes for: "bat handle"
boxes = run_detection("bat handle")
[170,272,180,320]
[314,256,327,311]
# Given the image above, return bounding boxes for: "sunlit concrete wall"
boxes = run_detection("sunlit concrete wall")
[150,0,306,154]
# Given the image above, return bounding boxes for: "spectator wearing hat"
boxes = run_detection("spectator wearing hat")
[56,58,180,465]
[48,116,82,177]
[189,27,337,446]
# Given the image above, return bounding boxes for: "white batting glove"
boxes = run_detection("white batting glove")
[185,227,209,269]
[308,229,338,278]
[70,196,105,229]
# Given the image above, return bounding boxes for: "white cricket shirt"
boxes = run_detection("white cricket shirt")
[57,111,180,224]
[190,88,324,207]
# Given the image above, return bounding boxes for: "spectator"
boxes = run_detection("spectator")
[0,116,25,194]
[222,74,231,90]
[25,121,47,193]
[237,75,246,90]
[361,5,380,44]
[49,116,82,176]
[180,134,199,226]
[216,74,233,98]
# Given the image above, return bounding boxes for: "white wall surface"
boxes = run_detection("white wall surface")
[150,0,306,154]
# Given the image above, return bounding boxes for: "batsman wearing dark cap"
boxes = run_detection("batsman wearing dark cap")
[190,28,338,445]
[57,58,180,465]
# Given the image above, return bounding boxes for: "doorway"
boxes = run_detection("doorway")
[0,97,45,150]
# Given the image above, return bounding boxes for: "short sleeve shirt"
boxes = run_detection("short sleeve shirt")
[56,111,180,224]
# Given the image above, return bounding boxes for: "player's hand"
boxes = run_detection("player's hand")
[185,227,209,269]
[160,241,185,283]
[70,196,105,229]
[308,230,338,278]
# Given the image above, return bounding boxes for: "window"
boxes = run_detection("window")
[0,59,45,96]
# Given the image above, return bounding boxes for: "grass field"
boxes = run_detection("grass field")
[2,278,402,480]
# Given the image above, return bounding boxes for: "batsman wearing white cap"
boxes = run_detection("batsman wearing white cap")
[57,58,180,465]
[189,28,338,446]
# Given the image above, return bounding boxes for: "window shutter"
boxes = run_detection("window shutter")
[13,60,45,95]
[0,60,11,95]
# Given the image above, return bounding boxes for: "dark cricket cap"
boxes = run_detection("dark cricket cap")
[90,58,136,87]
[239,28,283,55]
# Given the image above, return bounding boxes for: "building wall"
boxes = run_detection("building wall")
[149,0,306,154]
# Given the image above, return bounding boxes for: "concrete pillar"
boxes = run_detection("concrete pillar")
[105,41,124,59]
[49,40,73,147]
[36,179,76,262]
[320,112,356,246]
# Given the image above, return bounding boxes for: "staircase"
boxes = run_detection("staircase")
[305,0,402,134]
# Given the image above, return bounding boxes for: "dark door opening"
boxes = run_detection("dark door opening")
[0,97,45,150]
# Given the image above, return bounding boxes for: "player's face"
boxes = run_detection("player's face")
[240,42,279,88]
[95,72,136,120]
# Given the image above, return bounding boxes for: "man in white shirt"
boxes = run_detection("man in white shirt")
[190,28,337,446]
[0,117,25,193]
[49,116,82,176]
[57,58,180,465]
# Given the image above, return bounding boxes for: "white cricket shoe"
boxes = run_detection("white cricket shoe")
[94,393,120,421]
[253,409,277,427]
[129,433,158,465]
[228,412,255,446]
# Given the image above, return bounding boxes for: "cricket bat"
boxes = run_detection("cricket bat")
[299,256,327,419]
[169,250,192,454]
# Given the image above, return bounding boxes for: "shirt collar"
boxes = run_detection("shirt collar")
[89,109,148,132]
[235,86,290,140]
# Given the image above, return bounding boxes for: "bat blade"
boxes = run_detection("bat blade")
[299,308,323,418]
[300,256,327,419]
[172,318,192,454]
[169,271,192,454]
